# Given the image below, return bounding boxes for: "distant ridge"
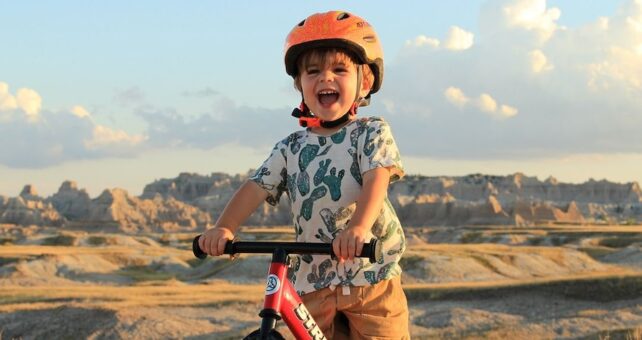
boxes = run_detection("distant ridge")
[0,172,640,231]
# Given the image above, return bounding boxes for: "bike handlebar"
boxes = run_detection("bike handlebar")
[192,235,379,264]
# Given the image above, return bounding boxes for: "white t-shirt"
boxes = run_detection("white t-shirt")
[250,116,406,295]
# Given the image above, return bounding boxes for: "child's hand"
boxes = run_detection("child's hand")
[198,227,235,256]
[332,225,369,262]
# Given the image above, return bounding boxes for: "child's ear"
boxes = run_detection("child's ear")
[294,76,303,92]
[359,74,373,98]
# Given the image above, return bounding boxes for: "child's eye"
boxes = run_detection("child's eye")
[305,68,319,75]
[334,67,348,73]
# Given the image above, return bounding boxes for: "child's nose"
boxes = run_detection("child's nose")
[319,70,334,82]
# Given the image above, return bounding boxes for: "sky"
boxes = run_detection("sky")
[1,0,641,197]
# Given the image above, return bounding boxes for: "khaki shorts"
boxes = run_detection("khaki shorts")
[301,276,410,340]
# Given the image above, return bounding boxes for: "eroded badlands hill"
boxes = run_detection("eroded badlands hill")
[1,172,640,231]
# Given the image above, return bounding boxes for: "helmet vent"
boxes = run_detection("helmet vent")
[298,19,306,26]
[337,12,350,20]
[363,35,377,43]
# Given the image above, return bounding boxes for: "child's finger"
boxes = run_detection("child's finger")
[340,237,349,260]
[347,238,356,260]
[214,237,223,256]
[332,238,342,261]
[355,239,364,259]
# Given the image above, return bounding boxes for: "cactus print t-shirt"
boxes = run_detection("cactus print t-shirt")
[249,117,406,295]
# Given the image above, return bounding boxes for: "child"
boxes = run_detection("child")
[199,10,409,339]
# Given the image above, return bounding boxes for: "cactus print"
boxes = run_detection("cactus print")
[248,117,406,295]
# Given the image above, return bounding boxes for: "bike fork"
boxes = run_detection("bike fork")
[259,248,326,340]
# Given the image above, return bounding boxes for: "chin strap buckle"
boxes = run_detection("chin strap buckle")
[298,115,321,128]
[292,102,322,128]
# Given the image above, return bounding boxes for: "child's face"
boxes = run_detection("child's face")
[299,51,370,124]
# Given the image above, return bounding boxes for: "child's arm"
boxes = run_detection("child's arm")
[333,166,391,261]
[198,180,269,256]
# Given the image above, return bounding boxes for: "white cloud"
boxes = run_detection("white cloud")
[0,81,148,168]
[406,35,440,48]
[71,105,91,119]
[16,88,42,121]
[499,105,519,118]
[476,93,498,113]
[442,87,517,120]
[383,0,642,160]
[406,26,473,51]
[444,26,475,50]
[529,49,553,73]
[0,83,42,122]
[0,82,18,112]
[84,125,146,150]
[587,46,642,91]
[444,87,469,108]
[502,0,561,41]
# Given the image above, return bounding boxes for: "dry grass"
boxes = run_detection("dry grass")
[404,271,642,301]
[0,283,264,312]
[0,245,188,258]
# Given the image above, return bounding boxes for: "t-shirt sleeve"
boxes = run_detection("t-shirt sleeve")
[249,140,288,206]
[359,119,405,182]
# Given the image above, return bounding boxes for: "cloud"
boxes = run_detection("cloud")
[136,97,292,150]
[0,82,42,122]
[0,83,18,112]
[380,0,642,160]
[529,49,553,73]
[84,125,146,150]
[71,105,91,118]
[405,26,474,51]
[476,93,498,113]
[0,79,296,169]
[503,0,560,40]
[444,26,475,50]
[182,87,219,98]
[480,0,561,43]
[443,87,518,119]
[444,87,469,108]
[406,35,440,48]
[0,81,146,168]
[113,86,145,107]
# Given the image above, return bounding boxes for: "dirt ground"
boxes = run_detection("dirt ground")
[0,225,641,339]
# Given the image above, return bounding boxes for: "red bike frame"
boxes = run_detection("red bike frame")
[261,248,325,339]
[193,237,377,340]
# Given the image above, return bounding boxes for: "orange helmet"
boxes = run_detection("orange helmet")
[284,11,384,97]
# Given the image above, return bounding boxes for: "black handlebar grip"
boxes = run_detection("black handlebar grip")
[362,239,378,264]
[192,235,207,259]
[192,235,380,264]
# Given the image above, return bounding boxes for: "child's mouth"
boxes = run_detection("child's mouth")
[318,90,339,106]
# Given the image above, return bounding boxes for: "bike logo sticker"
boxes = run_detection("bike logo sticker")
[265,274,280,295]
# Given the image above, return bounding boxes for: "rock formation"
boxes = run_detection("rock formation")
[0,185,65,226]
[49,181,91,220]
[1,172,640,230]
[79,188,211,233]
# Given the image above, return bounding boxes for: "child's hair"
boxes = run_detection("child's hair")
[293,47,375,94]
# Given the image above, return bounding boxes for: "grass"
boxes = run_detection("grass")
[117,265,176,282]
[42,234,76,246]
[600,236,642,249]
[596,327,642,340]
[0,257,20,266]
[0,284,265,311]
[580,246,619,259]
[398,254,424,271]
[87,236,107,246]
[460,231,484,244]
[403,272,642,302]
